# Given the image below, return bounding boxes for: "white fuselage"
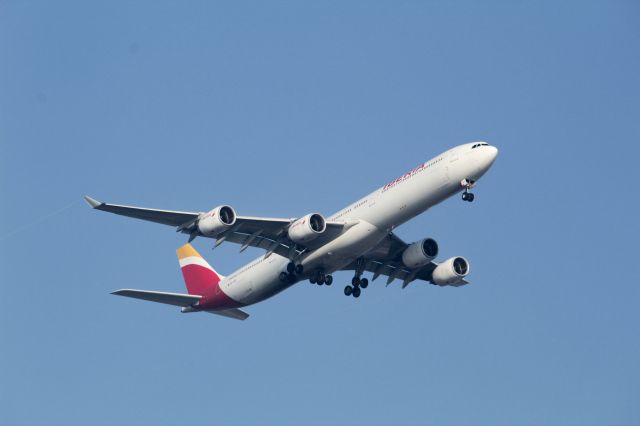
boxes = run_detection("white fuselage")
[220,142,498,306]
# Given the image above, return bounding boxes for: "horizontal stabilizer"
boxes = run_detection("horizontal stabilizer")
[112,289,201,307]
[205,309,250,321]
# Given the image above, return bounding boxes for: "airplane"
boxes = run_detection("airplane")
[85,141,498,320]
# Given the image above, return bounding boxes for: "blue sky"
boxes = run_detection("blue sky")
[1,1,639,425]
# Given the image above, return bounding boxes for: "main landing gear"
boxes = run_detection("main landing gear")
[279,271,297,284]
[344,275,368,298]
[280,262,305,284]
[309,270,333,286]
[286,262,304,275]
[461,178,476,202]
[344,257,368,298]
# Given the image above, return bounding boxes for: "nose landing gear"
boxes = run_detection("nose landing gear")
[461,178,476,202]
[462,191,475,202]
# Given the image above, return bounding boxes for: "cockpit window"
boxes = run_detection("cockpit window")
[472,143,490,149]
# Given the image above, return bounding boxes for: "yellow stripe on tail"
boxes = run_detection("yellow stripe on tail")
[176,243,202,260]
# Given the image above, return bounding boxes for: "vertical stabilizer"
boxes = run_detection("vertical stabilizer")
[176,244,223,296]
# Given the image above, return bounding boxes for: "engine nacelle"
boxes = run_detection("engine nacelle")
[402,238,439,268]
[431,256,470,285]
[197,205,237,236]
[288,213,326,244]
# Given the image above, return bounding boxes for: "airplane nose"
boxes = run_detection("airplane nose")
[478,145,498,172]
[488,146,498,163]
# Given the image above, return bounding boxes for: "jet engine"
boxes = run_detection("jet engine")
[402,238,439,268]
[431,256,470,285]
[288,213,326,244]
[197,205,237,236]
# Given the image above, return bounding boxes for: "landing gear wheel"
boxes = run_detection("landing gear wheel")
[462,192,469,201]
[352,276,361,286]
[325,275,333,286]
[352,286,361,298]
[287,262,295,273]
[344,285,353,296]
[317,273,326,285]
[467,193,475,202]
[295,264,304,275]
[309,275,317,284]
[279,272,289,282]
[360,278,369,289]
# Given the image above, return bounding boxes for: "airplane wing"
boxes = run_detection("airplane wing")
[84,196,345,258]
[341,233,469,288]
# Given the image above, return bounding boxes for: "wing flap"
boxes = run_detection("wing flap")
[224,232,293,258]
[111,289,202,307]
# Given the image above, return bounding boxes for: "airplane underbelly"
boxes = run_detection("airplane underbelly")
[301,221,387,273]
[224,255,292,306]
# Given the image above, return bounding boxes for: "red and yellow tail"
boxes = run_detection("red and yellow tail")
[176,244,223,296]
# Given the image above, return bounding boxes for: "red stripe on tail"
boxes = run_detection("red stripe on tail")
[180,264,220,297]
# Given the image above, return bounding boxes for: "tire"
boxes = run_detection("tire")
[344,286,353,296]
[287,262,295,273]
[352,276,361,286]
[360,278,369,289]
[309,276,316,284]
[318,273,325,285]
[467,193,475,202]
[352,287,361,298]
[279,272,288,282]
[325,275,333,286]
[462,192,468,201]
[295,264,304,275]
